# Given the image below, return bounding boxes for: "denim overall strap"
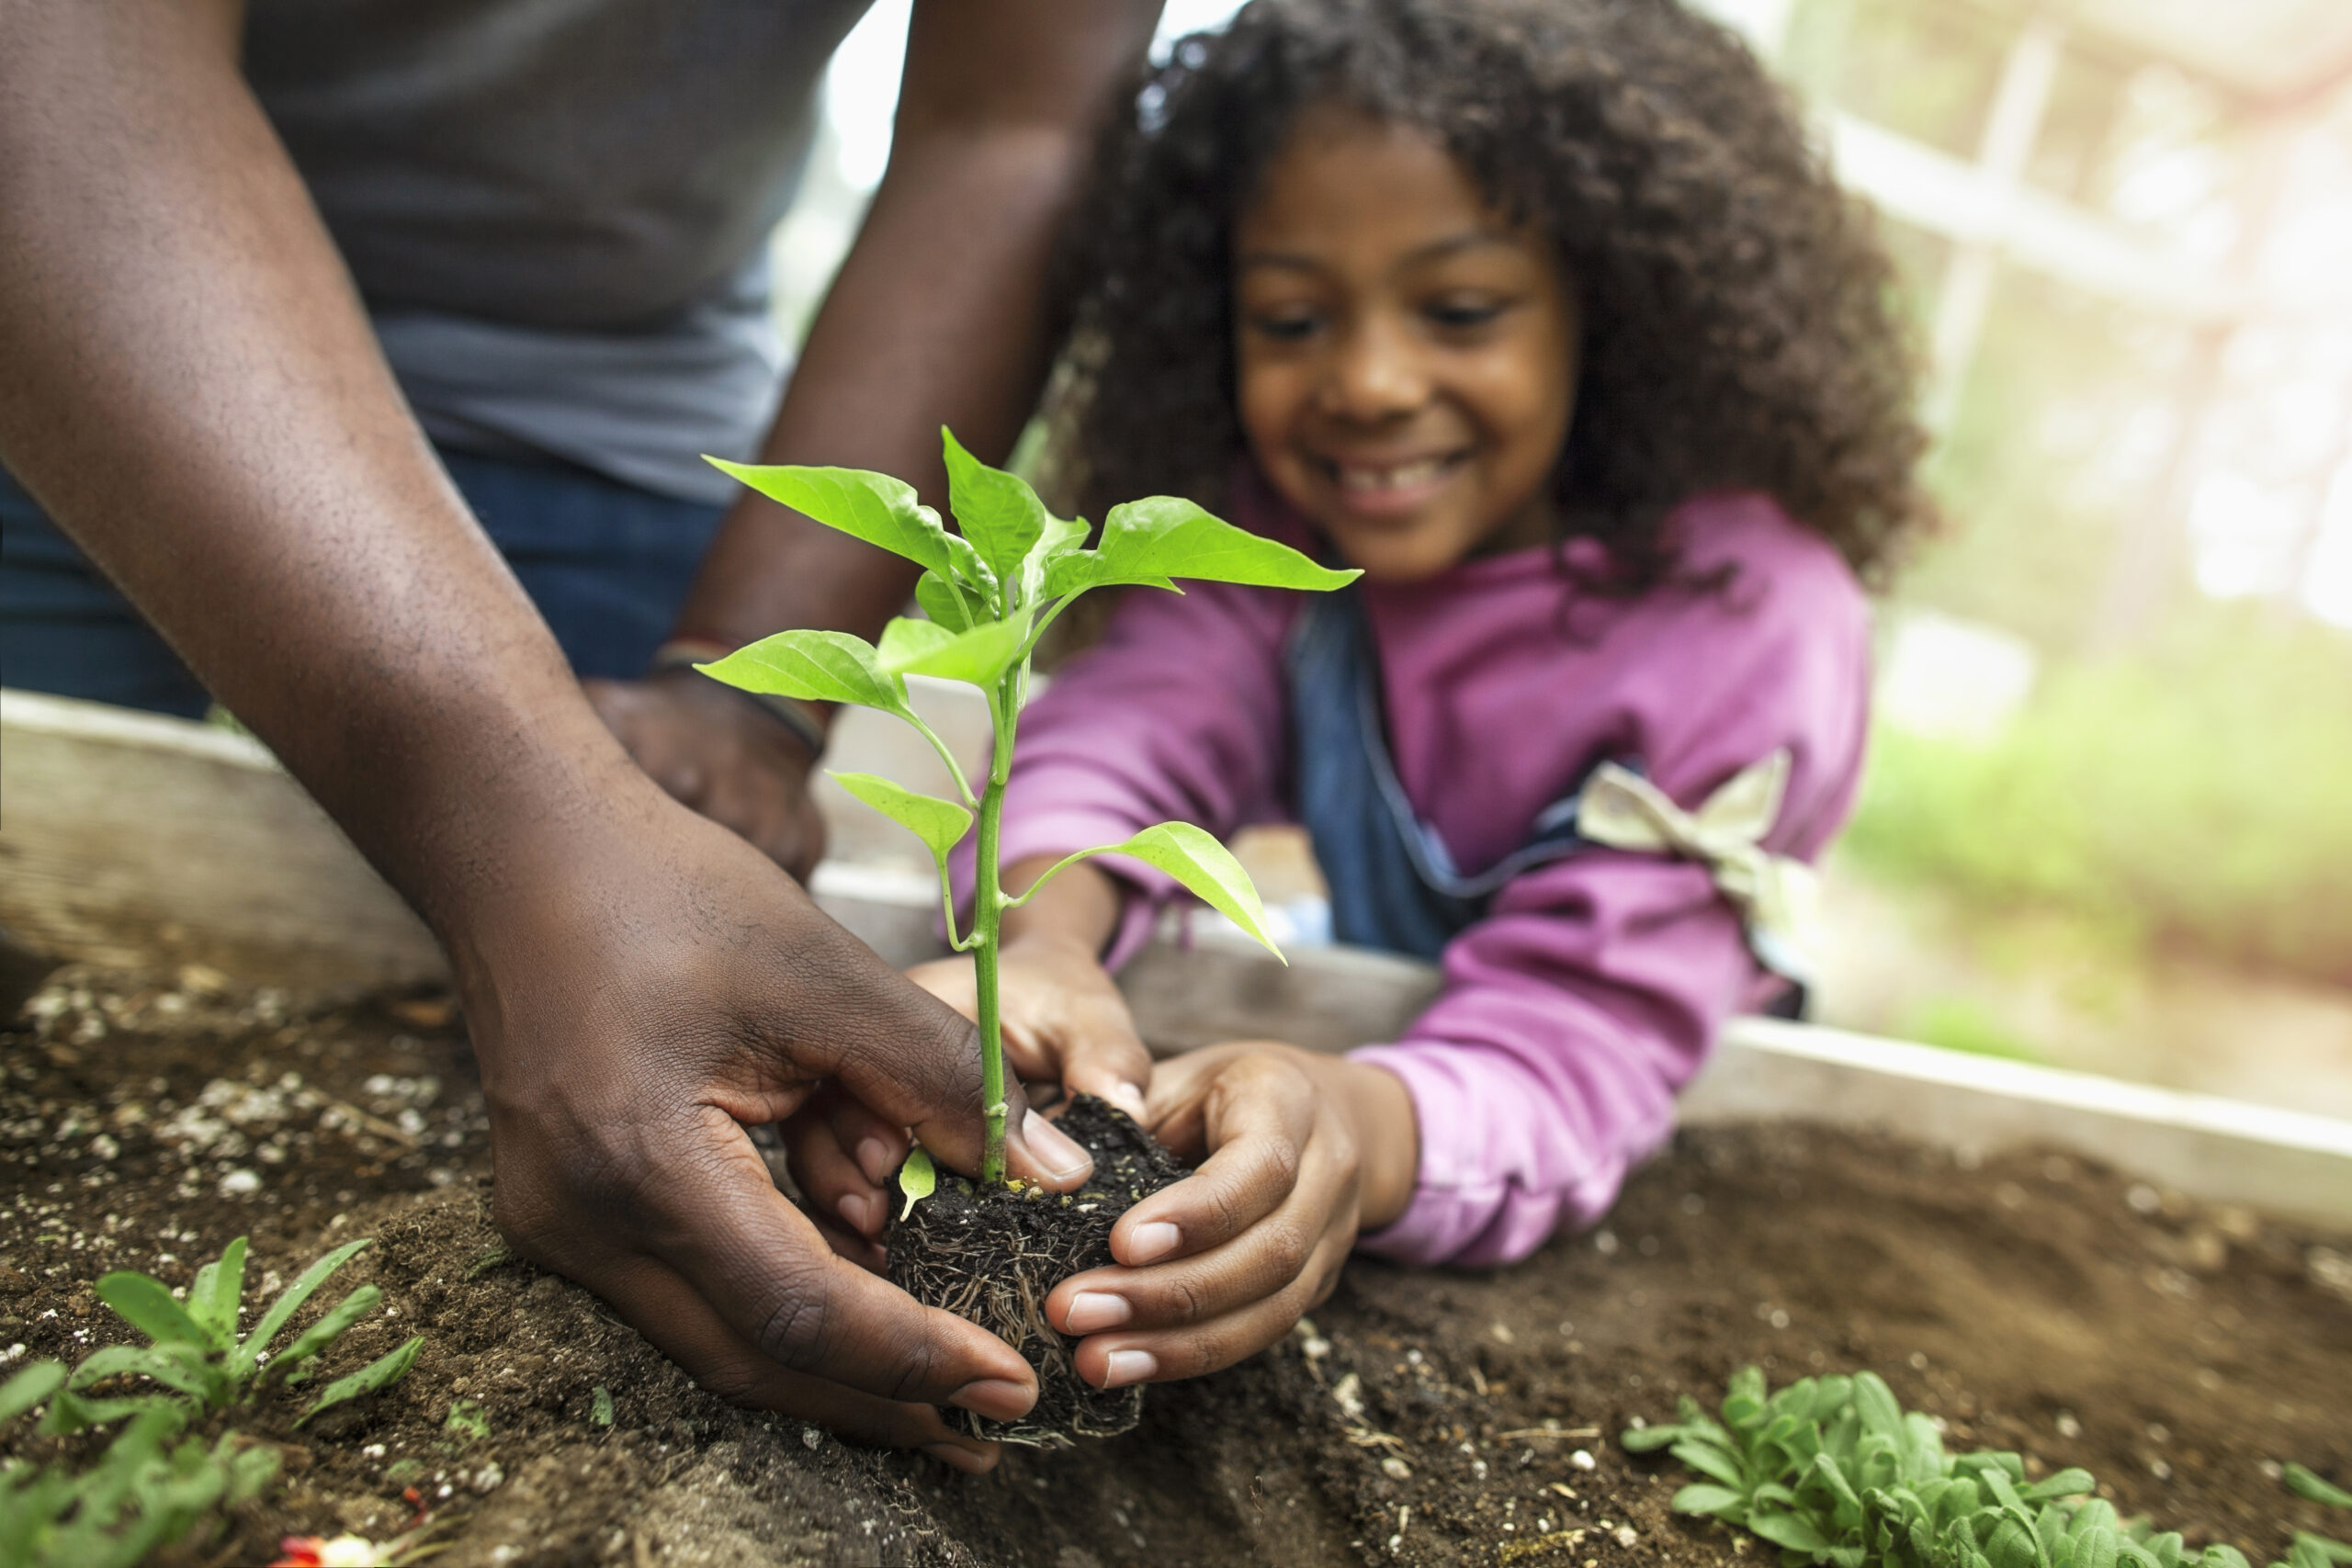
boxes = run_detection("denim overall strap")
[1284,585,1602,962]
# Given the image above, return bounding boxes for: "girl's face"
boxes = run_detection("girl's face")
[1233,107,1580,583]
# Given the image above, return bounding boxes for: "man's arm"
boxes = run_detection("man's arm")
[0,0,1094,1465]
[590,0,1162,874]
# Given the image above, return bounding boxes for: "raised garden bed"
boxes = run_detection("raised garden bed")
[3,965,2347,1565]
[4,690,2349,1564]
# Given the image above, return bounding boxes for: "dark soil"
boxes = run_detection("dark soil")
[1,965,2346,1567]
[886,1095,1185,1450]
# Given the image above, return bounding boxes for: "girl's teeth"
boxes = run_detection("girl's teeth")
[1336,457,1448,493]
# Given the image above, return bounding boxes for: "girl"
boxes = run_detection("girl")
[805,0,1928,1400]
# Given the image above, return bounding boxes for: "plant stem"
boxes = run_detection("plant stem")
[974,676,1018,1187]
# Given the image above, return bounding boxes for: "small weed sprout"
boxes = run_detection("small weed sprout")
[0,1235,423,1568]
[702,430,1355,1183]
[1624,1365,2352,1568]
[50,1235,422,1432]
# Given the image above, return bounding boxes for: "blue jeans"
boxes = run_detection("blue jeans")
[0,451,727,717]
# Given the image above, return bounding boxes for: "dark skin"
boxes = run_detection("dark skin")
[0,0,1158,1472]
[587,1,1159,880]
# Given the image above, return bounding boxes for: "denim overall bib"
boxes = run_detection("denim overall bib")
[1282,584,1808,1017]
[1283,585,1607,962]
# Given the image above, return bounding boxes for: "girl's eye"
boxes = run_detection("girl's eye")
[1249,310,1321,342]
[1426,298,1507,330]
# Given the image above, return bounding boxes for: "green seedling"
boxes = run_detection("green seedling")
[50,1235,421,1432]
[590,1387,615,1429]
[1625,1367,2345,1568]
[703,430,1356,1183]
[443,1399,490,1445]
[0,1392,278,1568]
[2284,1462,2352,1568]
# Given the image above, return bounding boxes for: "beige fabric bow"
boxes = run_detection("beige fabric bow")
[1574,749,1819,983]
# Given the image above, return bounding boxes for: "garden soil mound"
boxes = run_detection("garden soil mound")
[2,967,2346,1566]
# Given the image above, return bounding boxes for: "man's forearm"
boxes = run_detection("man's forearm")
[0,0,637,935]
[668,0,1160,655]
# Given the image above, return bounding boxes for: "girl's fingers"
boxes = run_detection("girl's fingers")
[1110,1052,1322,1266]
[1063,1224,1354,1387]
[1048,1100,1352,1336]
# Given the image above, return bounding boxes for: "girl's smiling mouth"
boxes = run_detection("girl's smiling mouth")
[1315,448,1471,514]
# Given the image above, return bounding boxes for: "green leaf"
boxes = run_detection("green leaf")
[2290,1540,2352,1567]
[916,570,977,634]
[898,1148,936,1221]
[707,459,957,579]
[1671,1483,1748,1518]
[240,1237,373,1371]
[0,1360,65,1424]
[2290,1465,2352,1511]
[2072,1526,2121,1568]
[446,1397,491,1443]
[37,1387,160,1435]
[829,773,973,862]
[1749,1508,1835,1553]
[1048,822,1283,961]
[593,1385,616,1427]
[699,629,908,716]
[1044,496,1361,598]
[68,1344,217,1404]
[874,614,1029,691]
[1621,1422,1686,1453]
[1674,1438,1746,1489]
[2019,1469,2095,1503]
[297,1335,423,1426]
[267,1284,380,1377]
[186,1236,246,1352]
[95,1271,208,1348]
[942,429,1047,597]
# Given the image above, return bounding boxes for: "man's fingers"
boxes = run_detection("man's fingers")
[581,1251,999,1469]
[641,1106,1037,1416]
[782,1108,889,1240]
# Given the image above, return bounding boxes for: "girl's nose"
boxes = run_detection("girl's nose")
[1317,316,1429,423]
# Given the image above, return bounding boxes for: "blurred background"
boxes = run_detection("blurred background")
[786,0,2352,1119]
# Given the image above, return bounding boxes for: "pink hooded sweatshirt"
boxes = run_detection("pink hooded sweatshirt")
[985,479,1871,1267]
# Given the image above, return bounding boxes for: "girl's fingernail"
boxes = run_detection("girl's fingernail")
[1102,1349,1158,1389]
[949,1378,1034,1422]
[1063,1292,1132,1333]
[837,1192,872,1234]
[855,1137,895,1186]
[1023,1109,1092,1182]
[1125,1221,1181,1263]
[1108,1083,1148,1121]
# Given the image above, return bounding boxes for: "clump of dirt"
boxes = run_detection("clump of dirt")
[887,1095,1186,1450]
[2,966,2346,1566]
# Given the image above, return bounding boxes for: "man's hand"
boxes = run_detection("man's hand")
[460,787,1102,1471]
[585,669,830,881]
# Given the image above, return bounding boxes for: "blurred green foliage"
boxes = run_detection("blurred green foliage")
[1845,609,2352,987]
[1898,997,2044,1064]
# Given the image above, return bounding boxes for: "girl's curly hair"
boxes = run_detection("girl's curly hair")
[1042,0,1934,590]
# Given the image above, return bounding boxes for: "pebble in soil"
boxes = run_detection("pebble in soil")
[886,1093,1188,1450]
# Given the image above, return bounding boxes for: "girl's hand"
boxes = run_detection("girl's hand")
[903,932,1153,1122]
[1042,1042,1420,1389]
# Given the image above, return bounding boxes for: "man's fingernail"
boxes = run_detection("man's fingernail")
[1102,1349,1158,1389]
[1125,1221,1181,1263]
[1108,1083,1148,1121]
[855,1137,895,1187]
[948,1378,1035,1423]
[923,1441,994,1475]
[1063,1292,1131,1334]
[1022,1109,1091,1182]
[837,1192,872,1234]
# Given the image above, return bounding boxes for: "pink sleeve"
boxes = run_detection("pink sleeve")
[961,581,1296,964]
[1350,564,1871,1269]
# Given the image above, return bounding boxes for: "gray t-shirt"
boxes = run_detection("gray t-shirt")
[244,0,875,504]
